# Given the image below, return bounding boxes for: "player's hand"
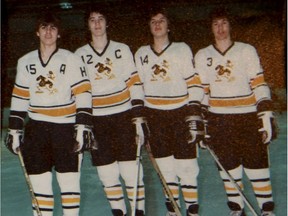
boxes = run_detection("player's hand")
[185,116,205,148]
[257,111,278,144]
[5,129,24,155]
[73,124,98,153]
[132,117,150,146]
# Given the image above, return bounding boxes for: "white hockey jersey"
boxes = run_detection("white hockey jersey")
[11,48,92,123]
[134,42,203,110]
[195,42,271,114]
[75,40,144,116]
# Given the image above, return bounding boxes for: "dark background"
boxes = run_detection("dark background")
[1,0,287,114]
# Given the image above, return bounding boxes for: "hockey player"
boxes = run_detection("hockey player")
[194,7,277,216]
[75,6,147,216]
[5,12,94,216]
[134,7,204,216]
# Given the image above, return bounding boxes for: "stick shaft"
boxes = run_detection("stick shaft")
[145,142,182,216]
[131,136,142,216]
[18,150,42,216]
[206,146,259,216]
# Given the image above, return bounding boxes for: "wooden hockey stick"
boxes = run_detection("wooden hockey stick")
[131,135,142,216]
[206,145,259,216]
[145,142,182,216]
[18,149,42,216]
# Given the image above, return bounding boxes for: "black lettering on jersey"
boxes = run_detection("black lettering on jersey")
[80,66,87,77]
[140,55,148,65]
[84,55,93,64]
[26,64,36,74]
[60,64,66,74]
[115,49,121,59]
[207,57,213,67]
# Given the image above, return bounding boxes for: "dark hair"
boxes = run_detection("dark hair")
[147,6,170,25]
[209,7,233,23]
[84,5,110,24]
[35,12,61,32]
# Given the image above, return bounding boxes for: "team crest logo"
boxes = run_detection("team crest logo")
[36,71,58,94]
[94,58,115,80]
[215,60,235,82]
[151,60,171,81]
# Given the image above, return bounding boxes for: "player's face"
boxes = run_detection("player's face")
[88,12,107,37]
[37,24,59,46]
[211,18,231,41]
[149,13,169,38]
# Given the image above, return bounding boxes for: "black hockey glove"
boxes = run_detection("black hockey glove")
[5,129,24,155]
[132,117,150,146]
[257,111,278,144]
[185,116,205,148]
[73,124,98,153]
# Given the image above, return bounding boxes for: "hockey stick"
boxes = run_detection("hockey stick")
[145,142,182,216]
[18,149,42,216]
[206,145,259,216]
[131,135,142,216]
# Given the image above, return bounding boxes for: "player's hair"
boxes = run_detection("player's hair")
[147,6,170,26]
[84,5,110,24]
[35,12,61,32]
[209,6,233,24]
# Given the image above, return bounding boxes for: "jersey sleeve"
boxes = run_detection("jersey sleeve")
[67,53,92,124]
[181,44,204,109]
[194,49,209,108]
[243,45,272,111]
[123,46,144,108]
[9,56,30,129]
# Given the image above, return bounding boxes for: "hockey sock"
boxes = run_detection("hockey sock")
[29,172,54,216]
[119,160,145,213]
[56,172,81,216]
[175,158,199,210]
[220,165,244,209]
[97,162,127,215]
[244,167,274,210]
[155,156,180,208]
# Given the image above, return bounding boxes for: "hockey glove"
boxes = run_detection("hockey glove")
[5,129,24,155]
[185,116,205,148]
[73,124,98,153]
[257,111,278,144]
[132,117,150,146]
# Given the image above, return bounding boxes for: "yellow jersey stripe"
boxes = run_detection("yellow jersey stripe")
[12,86,30,98]
[29,104,76,117]
[72,83,91,95]
[93,90,130,106]
[209,95,256,107]
[146,95,188,105]
[251,75,265,89]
